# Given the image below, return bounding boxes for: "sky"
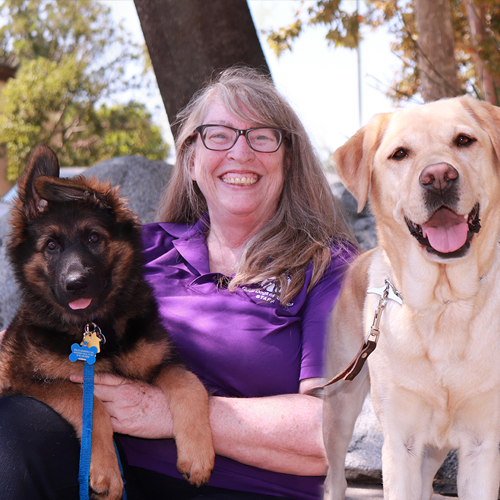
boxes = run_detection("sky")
[103,0,417,164]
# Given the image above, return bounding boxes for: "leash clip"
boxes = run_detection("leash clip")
[367,279,403,305]
[366,279,403,343]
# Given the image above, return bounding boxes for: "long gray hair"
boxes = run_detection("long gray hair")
[157,66,355,305]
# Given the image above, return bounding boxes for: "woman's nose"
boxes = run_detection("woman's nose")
[228,135,255,160]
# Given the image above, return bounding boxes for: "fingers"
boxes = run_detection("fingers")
[94,380,147,406]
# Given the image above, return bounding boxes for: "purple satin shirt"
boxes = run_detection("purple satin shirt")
[119,216,353,499]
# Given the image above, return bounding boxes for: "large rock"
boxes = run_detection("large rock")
[329,178,377,251]
[0,156,172,330]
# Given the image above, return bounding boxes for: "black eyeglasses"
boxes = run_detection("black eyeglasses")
[195,124,285,153]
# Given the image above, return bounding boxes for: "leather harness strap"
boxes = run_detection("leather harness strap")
[307,279,403,395]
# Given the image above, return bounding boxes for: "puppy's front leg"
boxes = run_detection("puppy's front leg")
[24,381,124,500]
[155,364,215,486]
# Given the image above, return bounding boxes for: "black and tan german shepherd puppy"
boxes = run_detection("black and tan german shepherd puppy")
[0,145,214,499]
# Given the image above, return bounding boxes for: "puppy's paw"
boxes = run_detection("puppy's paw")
[176,432,215,487]
[89,451,124,499]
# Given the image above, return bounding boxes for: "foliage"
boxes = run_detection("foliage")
[266,0,500,103]
[0,57,168,180]
[88,102,167,165]
[0,0,169,180]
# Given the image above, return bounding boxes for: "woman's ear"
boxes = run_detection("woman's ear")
[189,157,197,182]
[186,142,197,182]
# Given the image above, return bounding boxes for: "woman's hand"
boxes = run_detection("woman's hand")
[70,373,173,439]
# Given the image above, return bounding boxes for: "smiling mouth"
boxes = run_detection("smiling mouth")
[405,203,481,259]
[221,175,259,186]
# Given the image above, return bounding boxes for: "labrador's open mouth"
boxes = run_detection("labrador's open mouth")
[405,203,481,259]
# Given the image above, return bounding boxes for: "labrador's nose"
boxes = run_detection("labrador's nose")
[419,162,458,192]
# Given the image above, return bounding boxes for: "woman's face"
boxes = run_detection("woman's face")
[190,98,285,228]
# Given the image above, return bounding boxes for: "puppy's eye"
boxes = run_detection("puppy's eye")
[45,239,59,252]
[390,148,409,160]
[88,232,101,244]
[455,134,475,147]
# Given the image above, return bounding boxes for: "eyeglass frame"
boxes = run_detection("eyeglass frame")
[194,124,287,153]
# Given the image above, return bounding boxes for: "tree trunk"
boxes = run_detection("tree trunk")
[413,0,460,101]
[133,0,269,138]
[465,0,500,104]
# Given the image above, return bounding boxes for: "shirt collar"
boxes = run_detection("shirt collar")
[158,214,210,275]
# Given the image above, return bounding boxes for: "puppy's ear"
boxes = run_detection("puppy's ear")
[332,113,391,212]
[460,95,500,162]
[35,177,113,212]
[17,144,60,220]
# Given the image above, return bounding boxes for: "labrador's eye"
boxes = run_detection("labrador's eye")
[455,135,475,147]
[390,148,409,160]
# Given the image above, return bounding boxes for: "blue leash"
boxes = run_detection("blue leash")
[70,323,126,500]
[79,361,95,499]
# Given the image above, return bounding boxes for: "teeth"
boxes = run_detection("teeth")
[222,176,258,186]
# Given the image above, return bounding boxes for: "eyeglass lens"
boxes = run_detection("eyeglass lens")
[201,126,282,152]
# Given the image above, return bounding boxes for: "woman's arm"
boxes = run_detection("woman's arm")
[72,373,327,476]
[208,378,326,476]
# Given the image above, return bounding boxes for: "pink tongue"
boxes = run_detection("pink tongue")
[421,208,468,253]
[68,298,92,310]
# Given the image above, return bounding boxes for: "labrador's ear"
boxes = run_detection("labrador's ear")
[460,95,500,164]
[332,113,391,212]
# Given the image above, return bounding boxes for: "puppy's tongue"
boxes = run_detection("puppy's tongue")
[68,298,92,310]
[421,207,468,253]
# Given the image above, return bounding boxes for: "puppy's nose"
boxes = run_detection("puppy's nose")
[419,162,458,192]
[65,273,90,294]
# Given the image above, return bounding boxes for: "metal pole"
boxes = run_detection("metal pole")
[356,0,362,127]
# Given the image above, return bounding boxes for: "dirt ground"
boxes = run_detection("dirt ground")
[346,485,453,499]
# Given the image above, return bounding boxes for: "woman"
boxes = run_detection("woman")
[0,66,355,499]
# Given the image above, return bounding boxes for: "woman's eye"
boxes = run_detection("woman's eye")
[255,135,271,142]
[210,132,228,140]
[390,148,409,160]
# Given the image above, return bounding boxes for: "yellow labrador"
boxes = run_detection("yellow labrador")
[323,96,500,500]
